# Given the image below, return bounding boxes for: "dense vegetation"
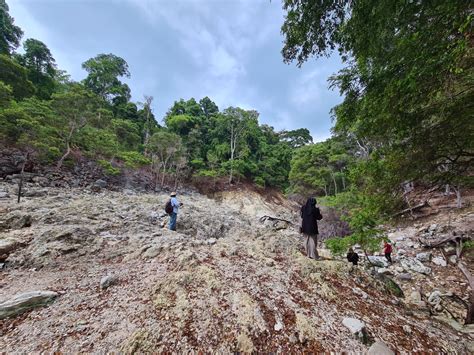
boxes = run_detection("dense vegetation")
[282,0,473,253]
[0,0,314,190]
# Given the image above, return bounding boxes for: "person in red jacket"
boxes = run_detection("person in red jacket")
[384,241,393,263]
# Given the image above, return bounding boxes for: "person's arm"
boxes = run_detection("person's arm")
[315,207,323,220]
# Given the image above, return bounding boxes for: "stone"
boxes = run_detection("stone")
[0,238,18,256]
[397,273,413,281]
[429,224,438,232]
[368,340,395,355]
[432,256,447,267]
[0,291,58,319]
[407,290,422,304]
[142,246,162,259]
[403,325,412,334]
[100,274,119,290]
[377,268,392,275]
[0,191,10,199]
[207,238,217,245]
[377,274,404,297]
[274,321,283,331]
[449,255,458,264]
[397,249,407,256]
[401,258,431,275]
[342,317,367,343]
[94,179,108,188]
[367,256,389,268]
[416,252,432,262]
[149,211,159,225]
[1,211,32,231]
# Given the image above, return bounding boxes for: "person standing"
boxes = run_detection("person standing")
[300,197,323,259]
[383,241,393,263]
[347,248,359,266]
[168,192,183,231]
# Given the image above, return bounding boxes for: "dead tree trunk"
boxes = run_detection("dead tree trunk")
[17,152,29,204]
[458,262,474,324]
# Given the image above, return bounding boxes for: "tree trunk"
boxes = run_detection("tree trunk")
[332,173,338,195]
[342,174,346,191]
[445,184,450,195]
[17,153,29,204]
[455,186,462,208]
[458,262,474,324]
[57,142,71,170]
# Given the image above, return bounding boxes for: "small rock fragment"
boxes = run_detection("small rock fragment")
[368,340,395,355]
[100,274,119,290]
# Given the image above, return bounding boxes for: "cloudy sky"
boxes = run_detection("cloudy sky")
[9,0,343,142]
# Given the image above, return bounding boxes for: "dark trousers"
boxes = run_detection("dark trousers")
[385,253,392,263]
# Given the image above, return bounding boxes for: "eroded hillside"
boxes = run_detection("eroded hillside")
[0,181,473,353]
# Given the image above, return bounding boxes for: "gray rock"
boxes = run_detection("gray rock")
[368,256,389,268]
[416,252,432,262]
[342,317,367,343]
[274,321,283,331]
[449,255,458,264]
[0,191,10,199]
[100,274,119,290]
[397,273,413,281]
[143,246,162,259]
[0,291,58,319]
[377,268,392,275]
[1,211,32,231]
[401,258,431,275]
[432,256,447,267]
[207,238,217,245]
[368,340,395,355]
[94,179,107,188]
[397,249,407,256]
[429,224,438,232]
[402,325,412,334]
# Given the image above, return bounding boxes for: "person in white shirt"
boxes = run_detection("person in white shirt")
[169,191,183,231]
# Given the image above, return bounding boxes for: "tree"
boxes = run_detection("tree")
[281,0,473,209]
[18,38,57,99]
[147,131,184,187]
[279,128,313,148]
[0,54,35,99]
[82,53,130,104]
[51,85,99,168]
[0,0,23,55]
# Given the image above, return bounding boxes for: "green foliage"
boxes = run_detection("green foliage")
[82,53,130,104]
[0,80,13,107]
[98,159,120,176]
[325,236,355,256]
[118,151,150,169]
[0,54,35,99]
[0,0,23,55]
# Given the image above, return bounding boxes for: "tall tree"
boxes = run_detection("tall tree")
[82,53,130,104]
[0,0,23,55]
[0,54,35,99]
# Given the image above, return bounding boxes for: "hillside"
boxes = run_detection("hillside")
[1,179,473,353]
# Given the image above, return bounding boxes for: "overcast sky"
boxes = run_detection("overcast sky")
[9,0,343,142]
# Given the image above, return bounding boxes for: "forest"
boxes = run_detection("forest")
[1,0,473,241]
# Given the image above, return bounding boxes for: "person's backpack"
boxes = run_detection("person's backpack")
[165,199,173,214]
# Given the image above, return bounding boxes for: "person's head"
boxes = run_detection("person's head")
[348,247,354,253]
[384,241,390,246]
[171,191,177,197]
[306,197,317,206]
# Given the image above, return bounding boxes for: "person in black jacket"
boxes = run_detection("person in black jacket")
[300,197,323,259]
[347,248,359,266]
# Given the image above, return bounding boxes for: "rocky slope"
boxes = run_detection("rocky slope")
[0,180,473,353]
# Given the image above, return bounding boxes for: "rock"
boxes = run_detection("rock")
[100,274,119,290]
[0,211,32,231]
[402,325,412,334]
[416,252,432,262]
[23,189,48,197]
[377,274,404,297]
[149,212,159,225]
[397,273,413,281]
[406,290,427,309]
[432,256,447,267]
[367,256,389,268]
[143,246,162,259]
[342,317,367,343]
[368,340,395,355]
[377,268,392,275]
[0,291,58,319]
[0,191,10,199]
[401,258,431,275]
[207,238,217,245]
[397,249,407,256]
[0,238,19,256]
[274,321,283,331]
[394,266,404,273]
[429,224,438,232]
[449,255,458,264]
[94,179,107,188]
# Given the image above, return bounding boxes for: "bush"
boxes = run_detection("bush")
[118,151,151,169]
[98,159,120,176]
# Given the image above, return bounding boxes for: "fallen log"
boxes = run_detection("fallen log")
[392,201,430,217]
[418,234,472,248]
[259,215,295,226]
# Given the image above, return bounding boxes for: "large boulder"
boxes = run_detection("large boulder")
[367,256,389,268]
[416,252,432,262]
[368,340,395,355]
[0,211,32,231]
[0,291,58,319]
[342,317,368,343]
[400,258,431,275]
